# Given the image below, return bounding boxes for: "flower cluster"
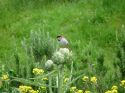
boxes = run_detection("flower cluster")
[120,80,125,88]
[76,90,83,93]
[111,86,118,90]
[40,86,46,91]
[82,76,97,84]
[70,86,77,92]
[70,86,90,93]
[42,77,48,81]
[1,74,9,81]
[105,90,112,93]
[45,60,54,70]
[52,51,64,65]
[52,48,71,65]
[18,85,39,93]
[90,77,97,83]
[82,76,89,82]
[32,68,44,75]
[105,85,118,93]
[64,78,69,83]
[84,90,91,93]
[59,48,70,57]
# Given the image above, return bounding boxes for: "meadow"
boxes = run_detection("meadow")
[0,0,125,93]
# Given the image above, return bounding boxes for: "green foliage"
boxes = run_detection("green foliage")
[115,25,125,79]
[22,31,59,62]
[96,53,107,77]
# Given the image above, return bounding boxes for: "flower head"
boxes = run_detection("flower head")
[59,48,72,59]
[111,89,118,93]
[42,77,48,81]
[120,80,125,88]
[18,85,32,93]
[52,51,64,65]
[32,68,44,75]
[111,85,118,90]
[82,76,89,82]
[90,76,97,83]
[18,85,39,93]
[41,86,46,91]
[64,78,69,83]
[105,90,112,93]
[70,86,77,92]
[45,60,54,70]
[84,90,91,93]
[59,48,70,55]
[29,89,39,93]
[1,74,9,81]
[76,90,83,93]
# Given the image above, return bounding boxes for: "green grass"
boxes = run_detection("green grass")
[0,0,125,66]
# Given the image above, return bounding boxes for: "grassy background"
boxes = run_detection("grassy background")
[0,0,125,64]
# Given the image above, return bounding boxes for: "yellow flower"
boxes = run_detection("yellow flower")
[32,68,44,75]
[120,80,125,87]
[1,74,9,80]
[90,76,97,83]
[41,86,46,91]
[105,90,112,93]
[111,89,118,93]
[64,78,69,83]
[70,86,77,92]
[111,85,118,90]
[18,85,32,93]
[84,90,91,93]
[82,76,89,82]
[18,85,39,93]
[76,90,83,93]
[29,90,39,93]
[42,77,48,81]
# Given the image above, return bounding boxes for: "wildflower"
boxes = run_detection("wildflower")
[120,80,125,88]
[29,89,39,93]
[18,85,32,93]
[82,76,89,82]
[64,78,69,83]
[52,51,64,65]
[105,90,112,93]
[42,77,48,81]
[41,86,46,91]
[84,90,91,93]
[111,85,118,90]
[59,48,72,59]
[32,68,44,75]
[76,90,83,93]
[1,74,9,81]
[111,89,118,93]
[90,76,97,83]
[45,60,54,71]
[59,48,70,56]
[70,86,77,92]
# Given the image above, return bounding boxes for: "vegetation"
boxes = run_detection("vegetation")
[0,0,125,93]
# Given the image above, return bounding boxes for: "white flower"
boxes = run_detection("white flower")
[45,60,54,70]
[59,48,70,56]
[59,48,72,59]
[52,51,64,65]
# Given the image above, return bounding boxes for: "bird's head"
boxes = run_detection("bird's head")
[57,35,63,41]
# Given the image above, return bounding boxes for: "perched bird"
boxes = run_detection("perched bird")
[57,35,69,47]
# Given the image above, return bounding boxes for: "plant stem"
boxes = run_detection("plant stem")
[49,76,53,93]
[58,65,63,93]
[70,61,73,81]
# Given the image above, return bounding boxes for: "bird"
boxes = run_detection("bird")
[57,35,69,47]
